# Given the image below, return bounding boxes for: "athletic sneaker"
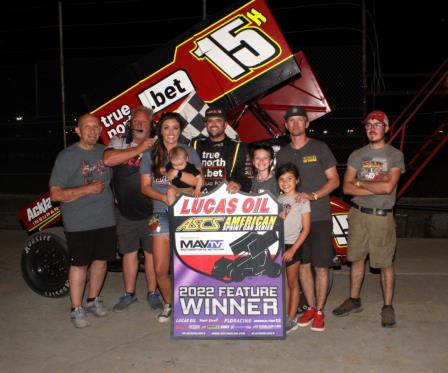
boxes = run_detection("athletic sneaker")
[285,317,299,334]
[298,306,316,327]
[70,307,90,328]
[157,304,172,323]
[147,292,163,310]
[86,297,107,317]
[297,302,308,315]
[332,298,363,317]
[113,293,138,312]
[310,310,325,332]
[381,305,396,328]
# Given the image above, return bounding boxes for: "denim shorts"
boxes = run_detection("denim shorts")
[148,212,170,236]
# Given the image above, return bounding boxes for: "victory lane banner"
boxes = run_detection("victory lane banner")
[169,183,285,339]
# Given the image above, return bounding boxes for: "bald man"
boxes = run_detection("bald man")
[50,114,116,328]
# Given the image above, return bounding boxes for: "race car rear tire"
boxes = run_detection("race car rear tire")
[21,228,70,298]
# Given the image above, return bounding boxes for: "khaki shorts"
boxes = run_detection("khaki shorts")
[347,207,397,268]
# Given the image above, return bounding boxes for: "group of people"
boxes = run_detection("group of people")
[49,104,404,333]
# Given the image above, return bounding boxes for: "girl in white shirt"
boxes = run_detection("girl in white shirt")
[277,162,311,333]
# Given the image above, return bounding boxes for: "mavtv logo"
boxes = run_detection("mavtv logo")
[180,240,224,249]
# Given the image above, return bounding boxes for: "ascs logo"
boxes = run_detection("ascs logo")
[180,240,224,249]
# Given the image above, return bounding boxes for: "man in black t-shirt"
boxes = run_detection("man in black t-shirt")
[103,106,162,312]
[190,106,250,194]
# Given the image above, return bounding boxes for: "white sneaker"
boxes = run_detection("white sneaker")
[70,307,90,328]
[157,304,172,323]
[86,297,108,317]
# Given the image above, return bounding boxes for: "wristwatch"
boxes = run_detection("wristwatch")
[355,180,361,188]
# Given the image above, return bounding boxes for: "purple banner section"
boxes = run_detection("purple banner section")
[170,183,285,339]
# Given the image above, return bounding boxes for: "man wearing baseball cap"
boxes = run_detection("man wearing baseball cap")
[191,105,250,194]
[276,105,340,332]
[332,110,405,328]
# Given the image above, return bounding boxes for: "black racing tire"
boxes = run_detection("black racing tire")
[229,268,244,282]
[211,257,233,280]
[21,228,70,298]
[265,262,282,278]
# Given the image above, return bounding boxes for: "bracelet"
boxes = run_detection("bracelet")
[311,192,318,201]
[355,180,361,188]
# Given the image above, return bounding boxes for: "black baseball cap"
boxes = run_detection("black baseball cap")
[205,106,227,120]
[284,106,308,120]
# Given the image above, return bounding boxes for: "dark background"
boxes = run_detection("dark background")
[1,0,446,196]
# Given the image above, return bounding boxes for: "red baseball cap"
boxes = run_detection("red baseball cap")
[363,110,389,126]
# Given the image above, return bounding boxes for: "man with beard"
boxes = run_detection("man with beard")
[332,110,405,328]
[103,106,162,312]
[191,106,250,194]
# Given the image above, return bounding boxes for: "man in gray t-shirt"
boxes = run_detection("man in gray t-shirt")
[332,110,405,328]
[276,106,340,332]
[49,114,116,328]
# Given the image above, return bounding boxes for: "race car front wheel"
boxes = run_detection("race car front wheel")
[21,228,69,298]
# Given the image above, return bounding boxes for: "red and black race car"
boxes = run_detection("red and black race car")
[19,0,349,298]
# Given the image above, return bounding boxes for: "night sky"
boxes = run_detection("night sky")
[1,1,446,68]
[0,0,446,195]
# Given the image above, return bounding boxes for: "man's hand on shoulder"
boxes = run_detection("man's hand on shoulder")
[296,192,312,203]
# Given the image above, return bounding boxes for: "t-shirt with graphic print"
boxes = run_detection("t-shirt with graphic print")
[276,138,337,222]
[190,136,251,194]
[278,195,311,245]
[250,175,280,197]
[49,143,115,232]
[348,144,405,209]
[140,143,201,213]
[106,134,154,220]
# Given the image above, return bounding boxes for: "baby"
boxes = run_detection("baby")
[166,146,202,205]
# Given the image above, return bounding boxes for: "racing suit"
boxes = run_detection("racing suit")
[191,135,251,193]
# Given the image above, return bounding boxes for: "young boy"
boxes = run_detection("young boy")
[166,146,202,204]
